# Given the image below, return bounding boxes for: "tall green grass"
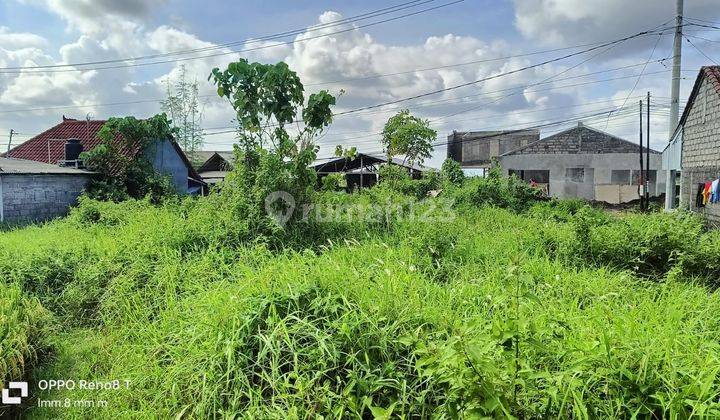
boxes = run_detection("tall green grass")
[2,192,720,418]
[0,283,52,417]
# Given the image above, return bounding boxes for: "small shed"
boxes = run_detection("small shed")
[192,151,234,186]
[311,153,424,191]
[0,158,93,223]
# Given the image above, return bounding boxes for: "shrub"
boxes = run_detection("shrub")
[527,198,608,223]
[440,158,465,188]
[559,210,704,277]
[451,166,542,213]
[320,173,345,192]
[674,229,720,286]
[82,114,179,202]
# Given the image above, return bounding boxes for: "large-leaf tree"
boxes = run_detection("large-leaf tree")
[381,110,436,167]
[208,59,335,234]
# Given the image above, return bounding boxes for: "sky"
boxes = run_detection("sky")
[1,0,720,168]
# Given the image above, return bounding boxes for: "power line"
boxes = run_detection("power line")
[431,27,668,126]
[685,34,720,44]
[0,1,434,71]
[199,67,685,138]
[605,28,665,129]
[0,57,679,116]
[684,36,720,65]
[302,41,634,86]
[308,105,666,162]
[0,0,463,74]
[331,24,675,117]
[8,71,689,143]
[204,101,662,147]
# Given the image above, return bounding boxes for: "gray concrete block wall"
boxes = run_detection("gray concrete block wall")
[499,152,664,202]
[683,167,720,225]
[453,131,539,167]
[1,174,90,222]
[680,74,720,223]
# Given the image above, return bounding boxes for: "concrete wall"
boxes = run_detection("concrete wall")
[0,174,90,222]
[680,74,720,223]
[448,130,539,167]
[499,152,664,203]
[144,139,188,193]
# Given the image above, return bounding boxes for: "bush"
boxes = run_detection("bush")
[82,114,179,202]
[440,158,465,188]
[527,198,608,223]
[450,166,542,213]
[674,229,720,286]
[320,173,345,192]
[556,210,704,277]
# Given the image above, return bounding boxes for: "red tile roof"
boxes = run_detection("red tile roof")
[4,117,118,164]
[2,117,204,182]
[703,65,720,95]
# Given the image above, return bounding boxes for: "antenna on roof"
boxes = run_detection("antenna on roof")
[86,112,93,141]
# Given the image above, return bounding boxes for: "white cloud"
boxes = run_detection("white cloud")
[0,27,48,49]
[44,0,165,34]
[513,0,720,47]
[4,5,712,166]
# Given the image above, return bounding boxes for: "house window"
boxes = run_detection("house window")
[565,168,585,182]
[508,169,549,183]
[524,170,549,183]
[610,170,631,185]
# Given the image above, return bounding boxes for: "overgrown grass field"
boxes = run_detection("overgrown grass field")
[3,176,720,418]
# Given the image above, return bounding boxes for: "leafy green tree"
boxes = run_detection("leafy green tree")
[334,145,357,160]
[381,110,436,166]
[208,59,335,233]
[81,114,177,202]
[441,158,465,187]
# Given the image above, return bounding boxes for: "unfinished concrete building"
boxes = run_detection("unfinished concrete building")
[497,122,665,203]
[446,129,540,168]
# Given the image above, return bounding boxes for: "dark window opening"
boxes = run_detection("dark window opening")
[565,168,585,182]
[610,170,631,185]
[508,169,549,183]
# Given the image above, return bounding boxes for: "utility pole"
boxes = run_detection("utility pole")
[7,129,13,156]
[646,92,651,208]
[639,100,645,211]
[669,0,684,132]
[665,0,683,211]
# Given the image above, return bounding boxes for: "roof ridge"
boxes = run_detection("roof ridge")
[500,124,658,156]
[580,124,660,153]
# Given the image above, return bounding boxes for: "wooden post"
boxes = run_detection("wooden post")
[360,155,364,191]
